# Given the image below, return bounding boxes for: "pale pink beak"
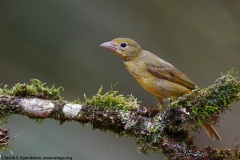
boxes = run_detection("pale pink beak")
[100,41,116,52]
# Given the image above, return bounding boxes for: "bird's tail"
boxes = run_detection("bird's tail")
[203,124,221,141]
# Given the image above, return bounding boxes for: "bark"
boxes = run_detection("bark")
[0,69,239,159]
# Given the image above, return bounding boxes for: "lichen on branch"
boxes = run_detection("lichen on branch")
[166,69,240,131]
[0,69,239,159]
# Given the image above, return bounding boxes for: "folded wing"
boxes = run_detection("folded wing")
[145,61,196,90]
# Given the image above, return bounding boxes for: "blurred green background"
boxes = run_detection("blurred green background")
[0,0,240,159]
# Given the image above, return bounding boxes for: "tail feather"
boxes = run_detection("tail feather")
[203,124,221,141]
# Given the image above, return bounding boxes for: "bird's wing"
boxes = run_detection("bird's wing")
[145,61,196,90]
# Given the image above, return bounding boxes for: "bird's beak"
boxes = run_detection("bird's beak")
[100,41,116,52]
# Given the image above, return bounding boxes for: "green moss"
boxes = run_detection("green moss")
[73,98,81,104]
[170,68,240,130]
[0,79,64,100]
[84,84,140,111]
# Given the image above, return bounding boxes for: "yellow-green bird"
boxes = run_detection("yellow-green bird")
[100,37,221,141]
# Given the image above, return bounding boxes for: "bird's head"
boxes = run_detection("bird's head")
[100,38,142,61]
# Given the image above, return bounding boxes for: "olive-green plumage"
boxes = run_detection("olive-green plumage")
[100,37,221,141]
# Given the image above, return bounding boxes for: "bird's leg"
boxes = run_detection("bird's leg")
[155,97,163,105]
[155,97,164,112]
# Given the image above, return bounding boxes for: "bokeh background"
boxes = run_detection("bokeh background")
[0,0,240,159]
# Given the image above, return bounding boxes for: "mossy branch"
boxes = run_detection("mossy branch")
[0,69,239,159]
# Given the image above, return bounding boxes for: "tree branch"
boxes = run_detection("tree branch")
[0,69,239,159]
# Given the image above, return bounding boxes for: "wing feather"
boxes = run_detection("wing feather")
[145,61,196,90]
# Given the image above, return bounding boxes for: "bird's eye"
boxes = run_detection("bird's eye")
[120,42,127,48]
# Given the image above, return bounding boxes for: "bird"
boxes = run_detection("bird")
[100,37,221,141]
